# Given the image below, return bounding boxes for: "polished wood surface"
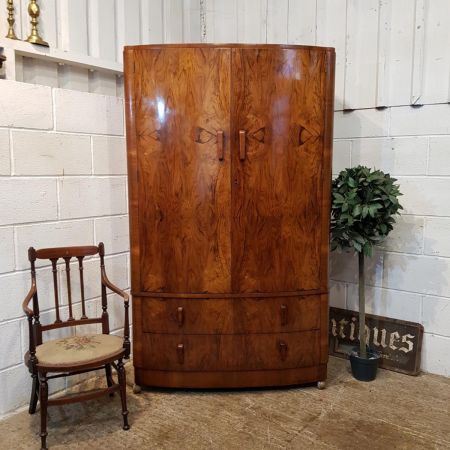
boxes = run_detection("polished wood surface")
[124,44,335,389]
[135,365,327,389]
[133,47,231,294]
[232,48,328,293]
[141,295,320,334]
[141,331,319,371]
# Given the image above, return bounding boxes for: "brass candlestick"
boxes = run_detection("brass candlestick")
[6,0,19,40]
[25,0,48,47]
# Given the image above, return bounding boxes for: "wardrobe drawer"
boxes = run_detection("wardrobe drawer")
[141,298,234,334]
[235,296,321,333]
[141,331,320,371]
[141,296,321,334]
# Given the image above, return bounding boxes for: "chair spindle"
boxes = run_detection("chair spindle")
[64,257,74,321]
[50,258,61,323]
[77,256,87,319]
[99,243,109,334]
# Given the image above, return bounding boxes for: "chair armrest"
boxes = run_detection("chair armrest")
[101,269,131,358]
[22,281,37,317]
[101,270,129,302]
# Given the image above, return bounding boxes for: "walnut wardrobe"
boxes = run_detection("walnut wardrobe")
[124,44,335,389]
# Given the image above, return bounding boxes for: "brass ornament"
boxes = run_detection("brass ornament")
[25,0,48,47]
[6,0,19,40]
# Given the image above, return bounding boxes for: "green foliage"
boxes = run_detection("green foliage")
[331,166,403,257]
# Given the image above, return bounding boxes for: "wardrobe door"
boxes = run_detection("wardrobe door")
[128,48,232,293]
[231,47,333,293]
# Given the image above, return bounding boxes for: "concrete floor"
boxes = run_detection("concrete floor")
[1,357,449,449]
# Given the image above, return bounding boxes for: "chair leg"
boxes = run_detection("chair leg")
[38,373,49,450]
[105,363,114,397]
[29,372,39,414]
[117,359,130,430]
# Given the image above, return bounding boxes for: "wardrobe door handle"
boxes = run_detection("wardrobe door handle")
[177,306,185,327]
[239,130,246,160]
[217,130,224,161]
[278,340,288,361]
[280,304,288,326]
[177,343,184,364]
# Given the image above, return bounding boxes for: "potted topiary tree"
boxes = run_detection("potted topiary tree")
[330,165,403,381]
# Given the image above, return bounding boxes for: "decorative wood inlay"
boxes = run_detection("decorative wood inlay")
[194,126,215,144]
[138,129,161,142]
[132,47,232,294]
[124,44,335,389]
[296,123,320,147]
[250,127,265,143]
[232,47,327,293]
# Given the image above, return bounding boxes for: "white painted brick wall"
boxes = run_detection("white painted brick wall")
[332,140,351,175]
[399,177,450,216]
[428,137,450,176]
[333,109,390,139]
[330,250,384,287]
[15,220,94,269]
[0,321,23,368]
[350,137,428,176]
[379,216,424,255]
[422,334,450,377]
[94,215,129,253]
[0,365,34,415]
[0,80,129,417]
[0,178,58,225]
[0,130,10,175]
[0,227,15,273]
[329,281,346,309]
[346,284,422,323]
[390,104,450,136]
[331,103,450,379]
[54,89,124,135]
[92,136,127,175]
[0,81,53,129]
[422,296,450,336]
[58,177,127,219]
[424,218,450,258]
[12,131,92,175]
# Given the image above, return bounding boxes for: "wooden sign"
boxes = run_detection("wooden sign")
[329,307,424,375]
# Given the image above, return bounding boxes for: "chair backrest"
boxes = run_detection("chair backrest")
[28,243,110,344]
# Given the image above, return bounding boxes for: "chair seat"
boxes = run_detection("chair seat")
[36,334,124,369]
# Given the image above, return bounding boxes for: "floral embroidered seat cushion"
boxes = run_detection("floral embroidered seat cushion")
[36,334,124,369]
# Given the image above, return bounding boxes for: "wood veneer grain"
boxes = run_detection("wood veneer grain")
[124,44,335,389]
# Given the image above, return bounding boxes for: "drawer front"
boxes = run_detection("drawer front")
[235,296,321,333]
[141,295,321,334]
[141,331,320,371]
[141,298,234,334]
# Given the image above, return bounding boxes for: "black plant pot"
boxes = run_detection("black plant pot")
[349,348,380,382]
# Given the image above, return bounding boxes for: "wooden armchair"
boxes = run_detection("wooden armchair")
[22,243,130,450]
